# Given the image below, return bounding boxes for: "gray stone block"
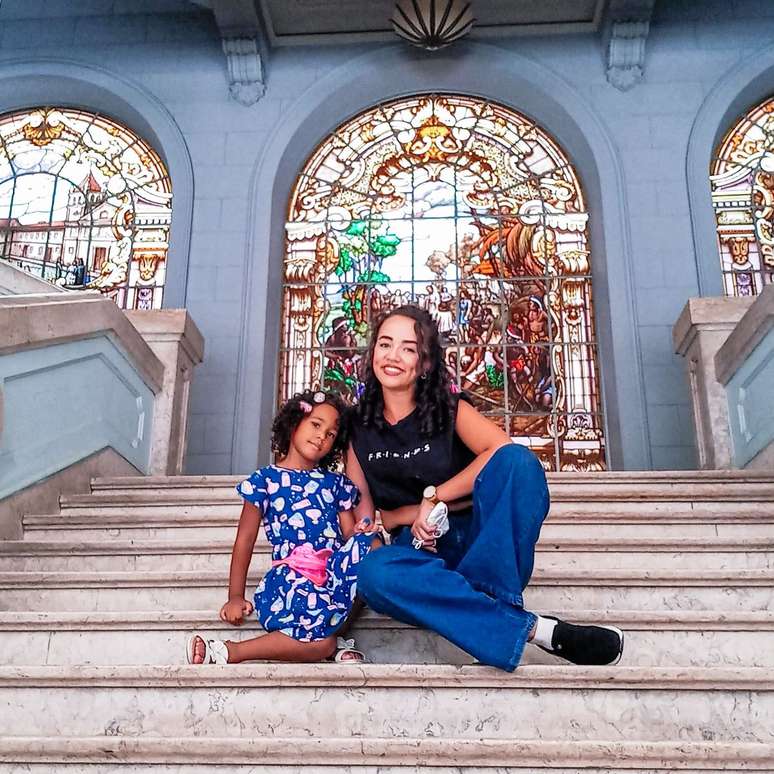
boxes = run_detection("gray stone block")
[642,363,688,405]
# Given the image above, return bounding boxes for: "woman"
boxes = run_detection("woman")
[346,305,623,671]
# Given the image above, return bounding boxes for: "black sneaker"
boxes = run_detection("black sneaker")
[537,616,624,665]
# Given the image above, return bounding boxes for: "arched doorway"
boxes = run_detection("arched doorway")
[279,94,606,471]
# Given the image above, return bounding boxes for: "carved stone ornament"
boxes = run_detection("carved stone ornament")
[222,36,266,106]
[606,20,650,91]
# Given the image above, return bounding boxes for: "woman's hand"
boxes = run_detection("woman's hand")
[219,597,254,625]
[411,499,438,552]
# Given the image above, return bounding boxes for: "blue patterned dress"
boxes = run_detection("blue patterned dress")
[236,464,374,642]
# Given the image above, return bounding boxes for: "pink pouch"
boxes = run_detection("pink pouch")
[272,544,333,586]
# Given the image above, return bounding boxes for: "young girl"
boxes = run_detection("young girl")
[187,389,379,665]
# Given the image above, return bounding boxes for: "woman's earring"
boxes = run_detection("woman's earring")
[420,372,428,380]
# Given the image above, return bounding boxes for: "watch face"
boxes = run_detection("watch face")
[423,485,436,500]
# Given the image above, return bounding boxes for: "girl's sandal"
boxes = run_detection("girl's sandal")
[186,634,229,665]
[330,636,366,663]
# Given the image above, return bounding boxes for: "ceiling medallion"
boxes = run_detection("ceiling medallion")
[392,0,474,51]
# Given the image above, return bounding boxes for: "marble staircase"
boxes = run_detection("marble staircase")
[1,470,774,771]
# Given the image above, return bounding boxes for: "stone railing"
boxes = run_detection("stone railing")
[674,285,774,470]
[0,258,68,295]
[0,293,204,537]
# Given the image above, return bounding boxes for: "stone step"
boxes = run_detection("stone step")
[96,471,774,489]
[1,664,772,744]
[23,509,774,542]
[1,736,773,772]
[2,537,773,572]
[88,469,774,497]
[57,491,774,512]
[1,609,773,668]
[1,568,771,612]
[59,483,774,513]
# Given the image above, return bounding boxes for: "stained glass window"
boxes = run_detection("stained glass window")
[281,94,605,471]
[711,97,774,296]
[0,108,171,309]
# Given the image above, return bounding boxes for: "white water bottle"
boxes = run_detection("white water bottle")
[412,501,449,549]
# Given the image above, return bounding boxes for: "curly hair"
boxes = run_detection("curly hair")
[356,305,455,439]
[272,389,350,470]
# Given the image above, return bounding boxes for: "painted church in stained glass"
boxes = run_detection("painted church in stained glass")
[0,108,171,310]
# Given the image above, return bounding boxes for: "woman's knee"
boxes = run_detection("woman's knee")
[484,443,546,482]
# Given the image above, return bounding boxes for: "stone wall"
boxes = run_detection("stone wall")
[2,0,773,472]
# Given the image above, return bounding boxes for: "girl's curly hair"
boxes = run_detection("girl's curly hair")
[272,389,350,470]
[356,304,455,438]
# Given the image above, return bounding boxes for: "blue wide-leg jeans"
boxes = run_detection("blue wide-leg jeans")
[357,444,550,671]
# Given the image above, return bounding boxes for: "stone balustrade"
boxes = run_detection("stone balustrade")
[674,285,774,470]
[0,259,68,296]
[0,292,203,537]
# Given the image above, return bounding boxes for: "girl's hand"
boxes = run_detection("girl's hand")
[411,500,438,552]
[354,516,378,534]
[378,502,419,532]
[219,597,254,625]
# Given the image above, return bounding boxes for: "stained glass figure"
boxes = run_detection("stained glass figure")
[0,108,171,309]
[282,94,605,471]
[711,97,774,296]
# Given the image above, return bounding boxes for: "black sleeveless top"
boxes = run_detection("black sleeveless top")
[350,396,476,512]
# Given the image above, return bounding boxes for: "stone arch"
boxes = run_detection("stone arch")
[687,41,774,296]
[235,43,649,472]
[0,58,194,307]
[280,93,606,471]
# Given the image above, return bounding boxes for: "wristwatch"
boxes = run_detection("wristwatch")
[422,484,440,505]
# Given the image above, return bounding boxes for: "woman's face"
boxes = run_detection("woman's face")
[372,314,422,390]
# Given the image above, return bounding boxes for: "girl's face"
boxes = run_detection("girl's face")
[290,402,340,464]
[372,314,423,391]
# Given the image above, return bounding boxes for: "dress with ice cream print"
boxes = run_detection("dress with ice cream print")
[236,464,373,642]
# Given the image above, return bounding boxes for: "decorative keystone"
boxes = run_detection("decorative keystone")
[222,37,266,106]
[606,20,650,91]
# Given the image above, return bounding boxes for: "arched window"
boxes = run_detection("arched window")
[0,107,171,309]
[282,94,605,471]
[711,97,774,297]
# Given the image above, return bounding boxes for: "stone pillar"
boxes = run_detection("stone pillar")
[714,285,774,470]
[673,297,752,469]
[126,309,205,475]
